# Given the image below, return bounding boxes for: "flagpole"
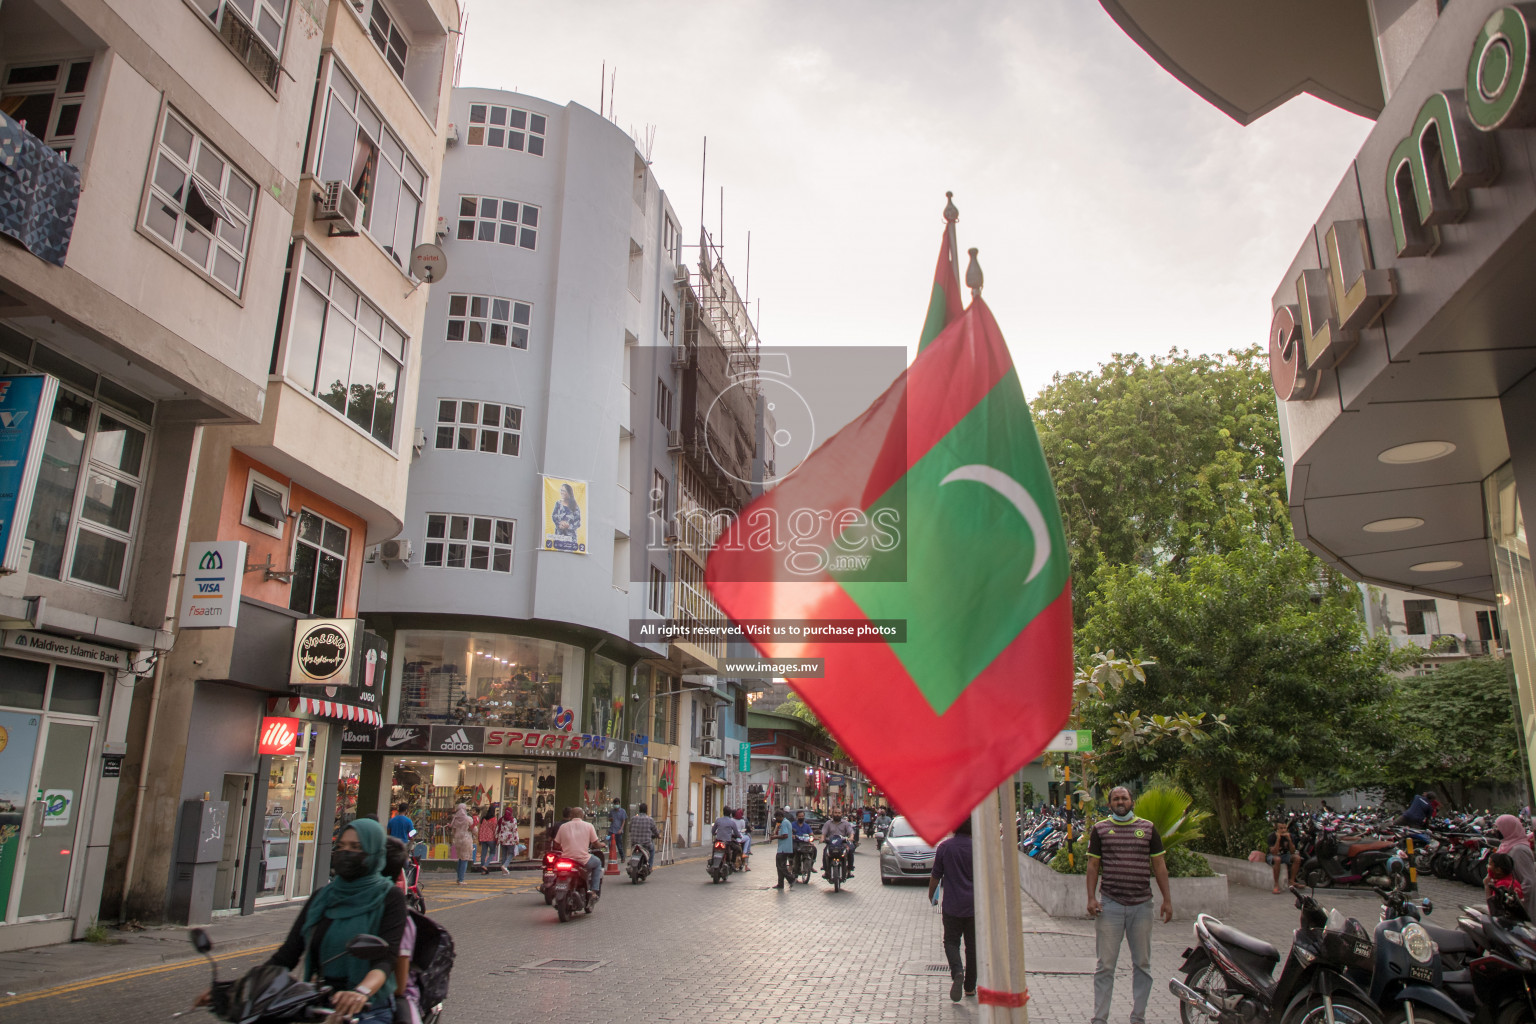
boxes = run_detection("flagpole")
[971,782,1029,1022]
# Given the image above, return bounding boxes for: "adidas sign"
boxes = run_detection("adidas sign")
[436,728,475,752]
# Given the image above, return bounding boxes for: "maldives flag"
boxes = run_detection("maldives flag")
[918,193,964,353]
[705,295,1073,844]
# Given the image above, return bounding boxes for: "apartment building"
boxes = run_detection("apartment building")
[0,0,456,944]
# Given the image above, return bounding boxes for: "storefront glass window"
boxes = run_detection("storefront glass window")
[387,756,552,860]
[333,757,361,836]
[587,655,626,739]
[1487,464,1536,793]
[397,631,579,728]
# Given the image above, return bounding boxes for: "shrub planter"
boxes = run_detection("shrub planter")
[1016,851,1228,921]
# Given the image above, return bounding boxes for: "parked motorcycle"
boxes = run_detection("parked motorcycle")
[707,839,736,883]
[550,850,597,922]
[626,843,653,884]
[1169,884,1383,1024]
[824,834,853,892]
[1430,892,1536,1024]
[1299,827,1408,891]
[1351,885,1465,1024]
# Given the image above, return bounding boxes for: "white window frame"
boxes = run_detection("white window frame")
[279,244,408,449]
[189,0,289,91]
[367,0,410,80]
[312,58,426,270]
[663,216,680,265]
[465,102,546,156]
[660,294,675,340]
[434,398,522,457]
[289,507,350,617]
[423,513,515,572]
[140,106,257,298]
[656,379,673,429]
[648,565,667,616]
[240,468,290,539]
[652,470,668,521]
[445,293,531,349]
[1,57,92,161]
[456,195,539,250]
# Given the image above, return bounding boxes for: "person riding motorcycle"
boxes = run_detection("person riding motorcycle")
[627,801,660,870]
[553,807,605,901]
[792,812,814,842]
[821,812,855,878]
[713,807,745,868]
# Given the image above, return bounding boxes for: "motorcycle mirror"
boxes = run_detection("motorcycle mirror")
[189,928,213,955]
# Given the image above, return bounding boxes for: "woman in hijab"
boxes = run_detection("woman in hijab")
[476,804,500,872]
[268,818,404,1024]
[1492,813,1536,921]
[496,804,520,873]
[450,803,475,885]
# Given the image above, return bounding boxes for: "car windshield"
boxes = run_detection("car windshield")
[887,816,917,839]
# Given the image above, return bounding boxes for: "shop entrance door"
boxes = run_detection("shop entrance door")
[256,724,328,904]
[0,711,42,920]
[8,719,93,921]
[215,774,252,912]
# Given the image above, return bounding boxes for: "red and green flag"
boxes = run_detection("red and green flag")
[918,193,964,352]
[705,240,1072,844]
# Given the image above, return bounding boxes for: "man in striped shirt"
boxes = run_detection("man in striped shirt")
[1086,786,1173,1024]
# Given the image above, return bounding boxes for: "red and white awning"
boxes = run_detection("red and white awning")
[268,696,382,727]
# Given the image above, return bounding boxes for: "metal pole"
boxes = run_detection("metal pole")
[972,784,1030,1022]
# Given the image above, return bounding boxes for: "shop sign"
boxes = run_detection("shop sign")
[3,630,128,671]
[290,619,356,687]
[258,717,300,756]
[429,725,485,753]
[482,727,647,764]
[339,724,376,751]
[0,375,57,574]
[1272,4,1536,401]
[1045,729,1094,753]
[40,788,72,827]
[740,741,751,771]
[177,540,247,629]
[377,724,429,751]
[101,755,122,778]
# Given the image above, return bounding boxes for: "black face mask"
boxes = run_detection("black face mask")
[331,849,370,881]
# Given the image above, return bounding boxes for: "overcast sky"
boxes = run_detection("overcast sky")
[457,1,1373,399]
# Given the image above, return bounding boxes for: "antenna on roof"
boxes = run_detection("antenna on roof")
[599,60,605,116]
[452,5,468,87]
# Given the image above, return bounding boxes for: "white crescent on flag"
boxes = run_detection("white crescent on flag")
[940,463,1052,584]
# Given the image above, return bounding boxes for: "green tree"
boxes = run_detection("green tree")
[1077,536,1396,838]
[1032,347,1286,623]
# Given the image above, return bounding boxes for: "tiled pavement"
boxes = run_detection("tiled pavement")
[0,847,1488,1024]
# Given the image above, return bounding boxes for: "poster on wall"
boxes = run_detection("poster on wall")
[0,374,58,574]
[0,711,41,915]
[541,476,588,554]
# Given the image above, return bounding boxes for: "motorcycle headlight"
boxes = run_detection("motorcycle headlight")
[1402,923,1433,963]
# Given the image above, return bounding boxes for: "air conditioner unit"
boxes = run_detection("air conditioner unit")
[666,430,684,452]
[445,123,459,146]
[314,181,362,236]
[673,263,689,286]
[670,346,689,369]
[412,427,427,456]
[380,538,412,566]
[702,720,717,738]
[700,738,720,758]
[435,215,449,241]
[663,523,679,546]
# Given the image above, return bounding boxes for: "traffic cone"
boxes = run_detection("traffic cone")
[605,834,620,875]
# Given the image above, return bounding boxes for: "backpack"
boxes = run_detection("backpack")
[407,910,455,1013]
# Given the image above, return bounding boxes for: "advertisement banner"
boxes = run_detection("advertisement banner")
[0,711,40,915]
[289,619,358,688]
[541,476,588,554]
[429,726,485,753]
[178,540,247,629]
[0,375,57,574]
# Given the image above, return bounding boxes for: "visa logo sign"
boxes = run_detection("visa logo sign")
[197,583,221,593]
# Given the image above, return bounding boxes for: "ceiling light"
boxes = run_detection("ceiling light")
[1379,441,1456,464]
[1363,517,1425,533]
[1409,560,1464,572]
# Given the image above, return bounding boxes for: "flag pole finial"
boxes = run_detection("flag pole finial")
[944,191,959,224]
[966,247,983,299]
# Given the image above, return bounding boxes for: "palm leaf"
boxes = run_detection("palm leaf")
[1133,785,1210,850]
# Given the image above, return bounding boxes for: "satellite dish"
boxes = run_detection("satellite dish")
[410,243,447,283]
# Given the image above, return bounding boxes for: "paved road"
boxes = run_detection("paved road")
[0,846,1490,1024]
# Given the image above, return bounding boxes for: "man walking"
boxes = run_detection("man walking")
[928,818,975,1002]
[608,798,628,861]
[773,810,795,890]
[1086,786,1172,1024]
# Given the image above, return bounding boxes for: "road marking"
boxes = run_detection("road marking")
[0,942,282,1008]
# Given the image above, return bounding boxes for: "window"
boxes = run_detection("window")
[627,240,643,296]
[434,398,522,456]
[424,514,515,572]
[396,631,574,727]
[367,1,410,79]
[195,0,287,89]
[314,63,425,267]
[289,509,348,616]
[241,469,289,538]
[663,216,680,265]
[1403,599,1440,636]
[648,565,667,616]
[446,293,531,349]
[652,470,668,521]
[656,379,673,429]
[143,109,256,295]
[457,195,539,249]
[282,245,406,446]
[1,59,91,161]
[465,103,546,156]
[660,295,675,340]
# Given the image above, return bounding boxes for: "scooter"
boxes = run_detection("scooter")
[824,835,853,892]
[1432,891,1536,1024]
[1299,827,1408,891]
[550,850,597,922]
[539,846,561,905]
[626,843,653,884]
[190,926,391,1022]
[707,839,736,883]
[1351,885,1467,1024]
[1169,884,1383,1024]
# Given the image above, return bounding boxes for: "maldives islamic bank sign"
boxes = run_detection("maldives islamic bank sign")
[1271,5,1536,401]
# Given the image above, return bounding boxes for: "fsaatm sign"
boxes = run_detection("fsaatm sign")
[178,541,246,629]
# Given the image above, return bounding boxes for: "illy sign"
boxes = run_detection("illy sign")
[258,717,299,755]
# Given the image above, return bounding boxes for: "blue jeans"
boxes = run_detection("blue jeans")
[1094,895,1153,1024]
[455,857,468,883]
[353,1005,394,1024]
[585,853,604,895]
[478,840,497,866]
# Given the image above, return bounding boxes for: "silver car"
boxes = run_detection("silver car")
[879,815,936,884]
